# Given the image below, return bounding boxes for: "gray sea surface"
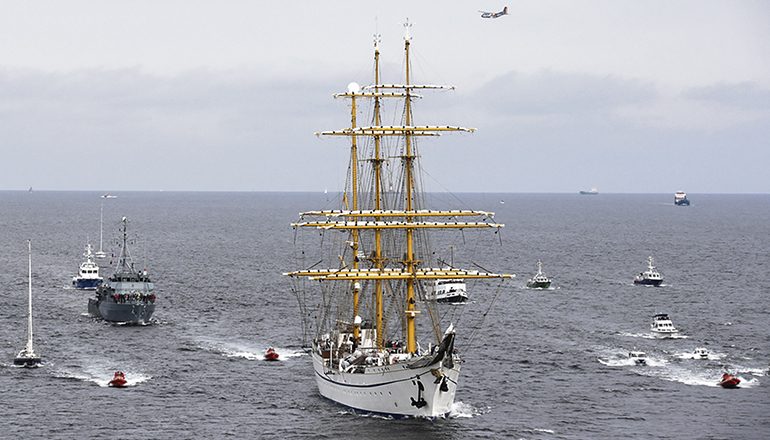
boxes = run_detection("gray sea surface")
[1,191,768,439]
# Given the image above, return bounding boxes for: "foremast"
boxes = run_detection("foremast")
[287,21,511,356]
[110,217,150,284]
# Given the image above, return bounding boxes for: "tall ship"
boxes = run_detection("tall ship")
[88,217,155,323]
[674,191,690,206]
[285,22,512,418]
[14,240,42,367]
[72,242,103,289]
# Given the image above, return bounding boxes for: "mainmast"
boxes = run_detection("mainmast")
[348,82,361,343]
[401,19,419,354]
[372,33,385,348]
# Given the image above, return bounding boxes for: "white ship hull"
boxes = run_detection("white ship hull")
[311,350,460,418]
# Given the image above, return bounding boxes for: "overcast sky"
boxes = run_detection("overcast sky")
[1,1,768,193]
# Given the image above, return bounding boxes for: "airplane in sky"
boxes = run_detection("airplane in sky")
[479,6,508,19]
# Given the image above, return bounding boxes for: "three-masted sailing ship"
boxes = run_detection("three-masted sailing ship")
[286,22,511,418]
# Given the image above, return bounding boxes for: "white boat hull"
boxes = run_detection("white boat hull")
[651,330,679,338]
[311,351,460,418]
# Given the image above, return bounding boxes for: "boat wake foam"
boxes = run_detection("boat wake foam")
[619,331,688,340]
[197,338,305,361]
[54,365,152,387]
[448,401,478,419]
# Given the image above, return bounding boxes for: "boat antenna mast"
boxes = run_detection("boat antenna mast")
[117,217,134,274]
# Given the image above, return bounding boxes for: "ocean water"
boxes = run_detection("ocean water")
[1,191,768,439]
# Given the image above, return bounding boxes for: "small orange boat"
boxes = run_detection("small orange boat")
[264,347,279,361]
[108,371,128,387]
[718,373,740,388]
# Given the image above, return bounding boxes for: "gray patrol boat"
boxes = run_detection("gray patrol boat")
[88,217,156,323]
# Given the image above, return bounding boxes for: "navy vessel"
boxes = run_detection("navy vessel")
[88,217,155,323]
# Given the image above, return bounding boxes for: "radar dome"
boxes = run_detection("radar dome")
[347,82,360,94]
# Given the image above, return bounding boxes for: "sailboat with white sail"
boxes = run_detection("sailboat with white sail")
[14,240,42,367]
[285,22,512,418]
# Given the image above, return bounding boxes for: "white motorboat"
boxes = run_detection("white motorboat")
[427,278,468,303]
[72,242,103,290]
[650,313,679,338]
[629,349,647,365]
[427,246,469,303]
[693,346,709,359]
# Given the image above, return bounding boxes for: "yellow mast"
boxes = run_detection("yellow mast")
[402,20,420,354]
[372,35,385,349]
[349,87,361,343]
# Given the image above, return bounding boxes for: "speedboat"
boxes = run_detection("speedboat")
[718,373,740,388]
[674,191,690,206]
[526,260,551,289]
[650,313,679,338]
[693,347,709,359]
[634,256,663,286]
[108,371,128,387]
[629,349,647,365]
[264,347,279,361]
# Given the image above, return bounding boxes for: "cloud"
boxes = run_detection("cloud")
[683,81,770,109]
[471,69,658,117]
[0,67,348,191]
